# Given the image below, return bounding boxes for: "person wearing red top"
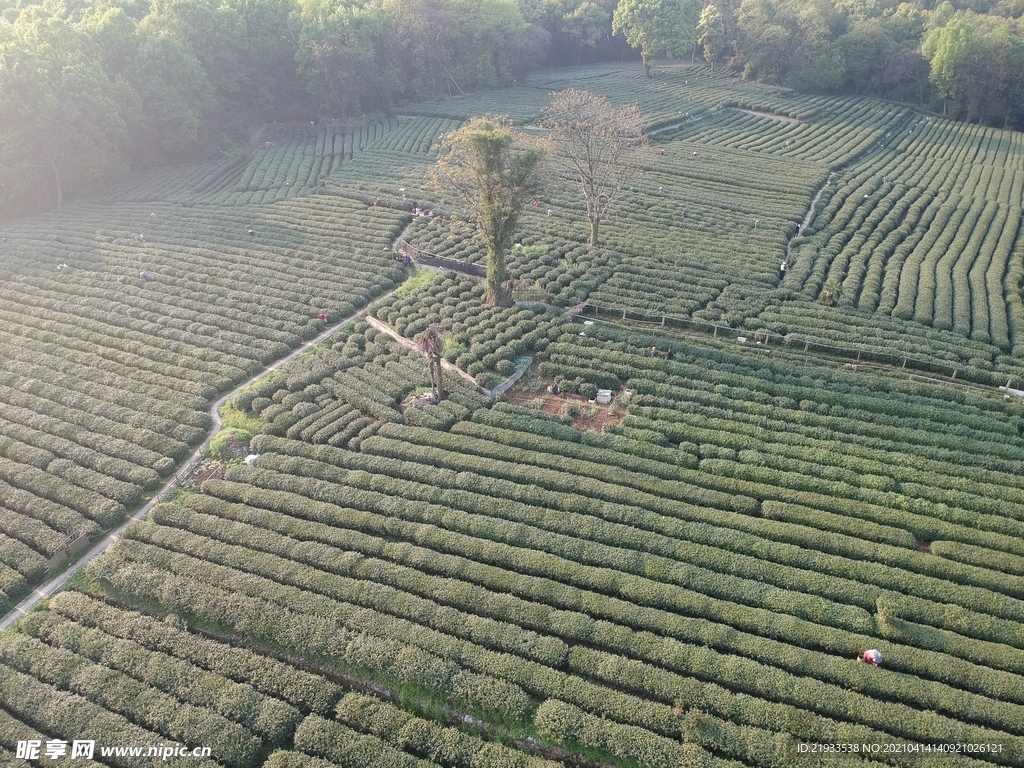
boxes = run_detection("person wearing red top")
[858,649,883,666]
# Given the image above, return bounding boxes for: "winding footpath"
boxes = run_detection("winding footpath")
[0,168,868,631]
[0,292,398,631]
[785,171,836,264]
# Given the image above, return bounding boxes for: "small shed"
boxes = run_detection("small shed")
[595,389,613,405]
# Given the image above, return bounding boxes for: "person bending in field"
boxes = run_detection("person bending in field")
[858,649,883,667]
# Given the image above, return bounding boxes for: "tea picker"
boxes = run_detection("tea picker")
[857,649,883,667]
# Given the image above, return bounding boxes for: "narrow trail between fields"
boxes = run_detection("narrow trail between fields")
[785,171,836,264]
[0,222,421,631]
[646,116,703,137]
[735,108,801,124]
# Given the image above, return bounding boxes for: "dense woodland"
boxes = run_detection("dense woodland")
[1,0,1024,216]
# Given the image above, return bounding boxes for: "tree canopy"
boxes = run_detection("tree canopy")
[612,0,702,76]
[3,0,1024,218]
[428,116,545,306]
[0,9,127,211]
[697,4,726,70]
[541,89,646,246]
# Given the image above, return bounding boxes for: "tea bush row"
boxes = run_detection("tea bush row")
[166,487,1024,711]
[176,488,1000,764]
[0,663,222,768]
[48,591,339,714]
[17,609,303,743]
[88,543,531,721]
[0,634,262,768]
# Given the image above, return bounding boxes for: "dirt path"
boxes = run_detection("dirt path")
[0,225,420,631]
[647,116,704,137]
[785,171,836,263]
[736,108,801,124]
[0,300,386,630]
[646,106,796,140]
[365,315,484,391]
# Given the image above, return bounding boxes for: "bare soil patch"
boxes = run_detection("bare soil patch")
[505,370,627,432]
[192,460,226,483]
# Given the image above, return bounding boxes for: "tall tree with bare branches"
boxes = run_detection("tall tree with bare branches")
[428,116,545,306]
[417,326,446,400]
[541,89,647,246]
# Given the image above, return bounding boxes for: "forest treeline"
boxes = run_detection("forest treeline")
[1,0,1023,217]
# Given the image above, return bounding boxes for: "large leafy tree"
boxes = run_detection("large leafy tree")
[922,18,972,115]
[429,116,545,306]
[0,9,127,214]
[390,0,527,100]
[295,0,387,116]
[142,0,248,112]
[736,0,843,89]
[978,28,1024,128]
[233,0,307,119]
[612,0,701,77]
[696,3,725,69]
[562,0,612,64]
[836,18,894,95]
[936,23,1024,126]
[541,89,646,246]
[126,31,214,164]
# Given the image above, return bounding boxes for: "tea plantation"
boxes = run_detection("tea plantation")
[1,63,1024,768]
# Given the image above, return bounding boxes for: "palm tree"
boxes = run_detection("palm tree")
[418,326,446,401]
